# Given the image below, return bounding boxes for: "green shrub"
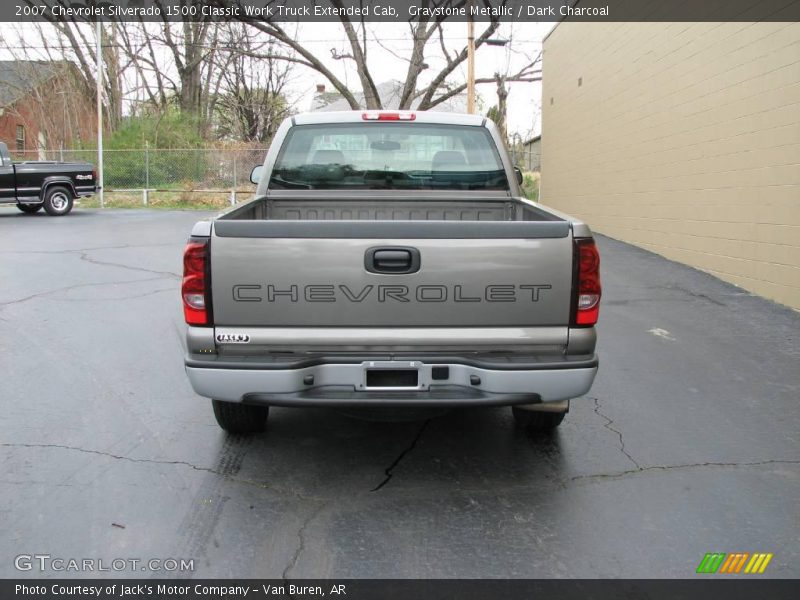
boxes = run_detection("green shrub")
[106,110,204,149]
[521,171,540,201]
[88,111,208,188]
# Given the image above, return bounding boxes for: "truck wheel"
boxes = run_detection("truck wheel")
[512,406,566,432]
[212,400,268,434]
[43,186,74,216]
[17,204,43,214]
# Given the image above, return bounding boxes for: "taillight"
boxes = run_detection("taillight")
[362,112,416,121]
[182,238,211,326]
[573,238,601,326]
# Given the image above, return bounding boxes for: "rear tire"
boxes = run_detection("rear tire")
[42,186,74,216]
[512,406,566,432]
[17,204,43,214]
[212,399,268,434]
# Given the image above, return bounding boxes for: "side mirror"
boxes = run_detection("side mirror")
[514,167,523,185]
[250,165,263,184]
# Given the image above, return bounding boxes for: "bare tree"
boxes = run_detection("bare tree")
[487,41,544,142]
[18,2,123,129]
[490,74,509,140]
[121,5,218,117]
[113,11,228,133]
[159,10,214,115]
[213,24,295,142]
[12,0,543,143]
[116,22,173,113]
[224,0,542,110]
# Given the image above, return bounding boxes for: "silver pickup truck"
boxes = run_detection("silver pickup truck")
[182,111,600,434]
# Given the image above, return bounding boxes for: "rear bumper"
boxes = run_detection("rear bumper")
[76,185,98,197]
[184,356,598,407]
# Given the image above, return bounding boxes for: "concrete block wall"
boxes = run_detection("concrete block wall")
[541,21,800,309]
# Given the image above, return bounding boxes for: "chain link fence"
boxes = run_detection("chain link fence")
[509,148,540,172]
[11,146,541,206]
[13,147,269,207]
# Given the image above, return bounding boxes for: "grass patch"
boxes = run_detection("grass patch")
[77,190,252,210]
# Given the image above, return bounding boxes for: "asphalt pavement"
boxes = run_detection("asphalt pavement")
[1,207,798,579]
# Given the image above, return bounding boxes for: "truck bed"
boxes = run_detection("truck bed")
[220,193,561,223]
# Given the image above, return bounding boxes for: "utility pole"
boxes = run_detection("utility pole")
[96,20,104,208]
[467,0,475,114]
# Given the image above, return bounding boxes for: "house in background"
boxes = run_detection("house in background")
[311,80,468,113]
[0,60,95,158]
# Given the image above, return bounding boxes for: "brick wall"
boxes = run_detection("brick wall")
[0,68,95,155]
[541,22,800,309]
[0,101,40,154]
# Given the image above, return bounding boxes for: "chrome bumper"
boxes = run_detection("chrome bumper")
[185,358,598,407]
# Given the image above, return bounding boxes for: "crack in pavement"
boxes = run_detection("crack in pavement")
[56,287,175,302]
[0,277,173,307]
[281,502,327,589]
[2,442,799,503]
[570,458,800,483]
[0,245,179,308]
[2,243,176,255]
[667,284,728,307]
[371,420,431,492]
[1,480,77,488]
[78,252,180,279]
[593,397,642,470]
[0,443,322,503]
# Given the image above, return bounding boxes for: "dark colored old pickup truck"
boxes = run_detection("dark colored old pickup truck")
[0,142,98,216]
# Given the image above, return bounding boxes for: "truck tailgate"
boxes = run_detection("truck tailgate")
[209,224,574,328]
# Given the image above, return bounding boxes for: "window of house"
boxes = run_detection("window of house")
[16,125,25,152]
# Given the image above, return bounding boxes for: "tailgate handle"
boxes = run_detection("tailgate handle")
[365,247,420,274]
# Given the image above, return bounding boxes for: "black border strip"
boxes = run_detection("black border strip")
[3,578,799,600]
[6,1,800,23]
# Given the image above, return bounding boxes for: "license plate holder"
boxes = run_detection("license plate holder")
[362,361,424,391]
